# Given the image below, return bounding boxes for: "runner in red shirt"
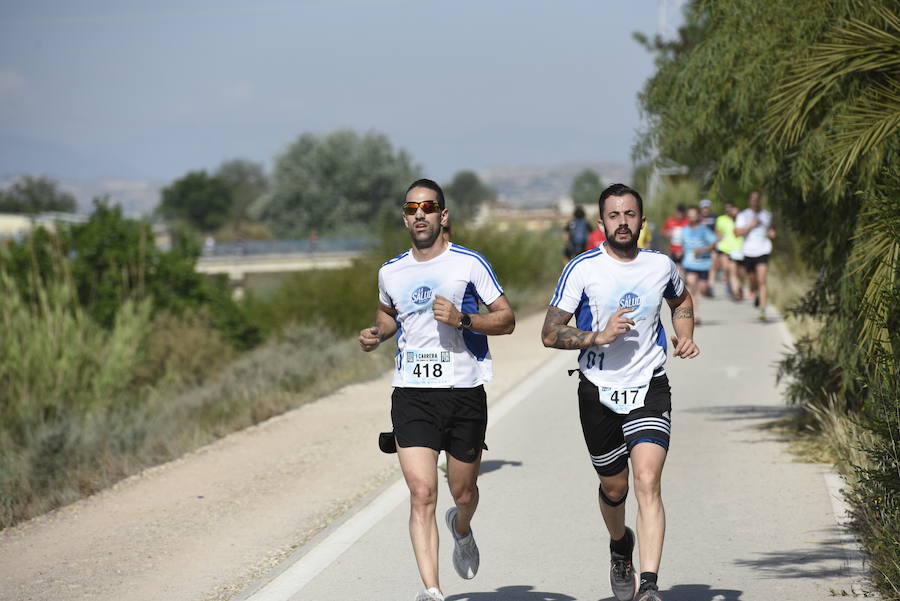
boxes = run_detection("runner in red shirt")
[585,225,606,250]
[661,204,689,267]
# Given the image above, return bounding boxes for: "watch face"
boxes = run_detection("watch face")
[461,314,472,329]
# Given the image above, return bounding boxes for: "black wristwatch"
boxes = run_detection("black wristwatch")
[459,313,473,330]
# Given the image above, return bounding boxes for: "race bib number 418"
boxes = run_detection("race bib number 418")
[402,348,453,387]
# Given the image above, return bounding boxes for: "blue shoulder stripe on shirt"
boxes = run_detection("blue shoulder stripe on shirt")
[639,248,664,255]
[550,248,604,306]
[449,245,503,291]
[381,250,409,267]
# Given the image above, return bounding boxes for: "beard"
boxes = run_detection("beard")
[411,222,442,249]
[605,224,640,252]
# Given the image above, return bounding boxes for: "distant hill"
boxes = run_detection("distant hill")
[61,179,164,217]
[0,175,163,217]
[0,133,163,217]
[478,160,632,208]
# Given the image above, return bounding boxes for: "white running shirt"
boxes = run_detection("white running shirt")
[734,208,773,257]
[378,243,504,388]
[549,247,685,388]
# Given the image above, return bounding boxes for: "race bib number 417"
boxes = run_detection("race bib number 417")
[598,383,650,415]
[402,348,453,387]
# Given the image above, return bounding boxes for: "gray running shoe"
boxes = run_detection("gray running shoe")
[635,583,662,601]
[445,507,479,579]
[610,526,637,601]
[414,587,444,601]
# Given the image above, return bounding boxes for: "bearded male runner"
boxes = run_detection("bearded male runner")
[359,178,515,601]
[541,183,700,601]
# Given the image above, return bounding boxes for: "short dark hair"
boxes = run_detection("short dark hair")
[598,183,644,217]
[406,178,445,208]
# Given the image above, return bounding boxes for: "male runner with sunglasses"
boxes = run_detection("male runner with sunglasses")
[359,179,515,601]
[542,184,699,601]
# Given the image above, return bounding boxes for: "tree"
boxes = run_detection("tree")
[254,130,420,237]
[158,171,233,232]
[0,175,77,213]
[215,159,268,224]
[445,170,496,223]
[569,169,603,206]
[636,1,899,594]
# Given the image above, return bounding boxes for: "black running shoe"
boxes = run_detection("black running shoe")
[610,527,637,601]
[635,582,662,601]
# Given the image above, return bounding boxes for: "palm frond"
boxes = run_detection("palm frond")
[825,80,900,185]
[765,7,900,148]
[847,167,900,359]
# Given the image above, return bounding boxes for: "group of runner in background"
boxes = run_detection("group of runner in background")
[565,189,774,324]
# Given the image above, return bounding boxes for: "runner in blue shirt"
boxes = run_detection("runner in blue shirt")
[680,206,717,325]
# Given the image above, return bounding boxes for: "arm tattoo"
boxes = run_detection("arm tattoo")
[542,306,597,349]
[673,306,694,320]
[554,329,597,349]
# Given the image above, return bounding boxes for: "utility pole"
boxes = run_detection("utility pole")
[647,0,688,204]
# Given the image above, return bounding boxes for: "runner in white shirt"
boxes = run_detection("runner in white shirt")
[541,184,700,601]
[359,179,515,601]
[733,190,776,322]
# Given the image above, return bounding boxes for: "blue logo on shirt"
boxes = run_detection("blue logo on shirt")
[411,286,433,305]
[619,292,641,310]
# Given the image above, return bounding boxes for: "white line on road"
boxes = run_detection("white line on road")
[242,351,571,601]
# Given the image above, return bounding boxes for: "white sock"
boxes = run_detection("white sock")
[427,587,444,600]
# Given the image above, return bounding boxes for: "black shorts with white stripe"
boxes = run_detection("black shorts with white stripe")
[577,373,672,477]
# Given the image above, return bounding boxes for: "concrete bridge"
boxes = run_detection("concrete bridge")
[195,238,372,297]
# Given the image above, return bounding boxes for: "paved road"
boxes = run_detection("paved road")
[241,294,855,601]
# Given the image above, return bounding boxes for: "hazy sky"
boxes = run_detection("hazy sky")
[0,1,681,183]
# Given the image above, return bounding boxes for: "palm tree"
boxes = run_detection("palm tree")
[763,5,899,361]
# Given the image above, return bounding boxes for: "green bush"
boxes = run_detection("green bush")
[1,201,260,349]
[132,310,236,389]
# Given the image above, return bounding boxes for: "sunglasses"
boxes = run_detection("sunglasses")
[403,200,442,215]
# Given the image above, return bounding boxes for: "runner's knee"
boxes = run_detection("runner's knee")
[599,483,628,507]
[632,467,662,499]
[598,471,629,504]
[449,480,478,507]
[408,481,437,508]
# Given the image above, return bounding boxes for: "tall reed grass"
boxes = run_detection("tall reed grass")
[0,258,151,525]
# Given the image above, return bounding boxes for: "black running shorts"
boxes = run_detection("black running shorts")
[742,253,770,271]
[684,268,710,281]
[578,373,672,477]
[391,386,487,463]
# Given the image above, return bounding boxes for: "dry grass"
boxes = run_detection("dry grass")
[765,262,837,463]
[768,259,822,341]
